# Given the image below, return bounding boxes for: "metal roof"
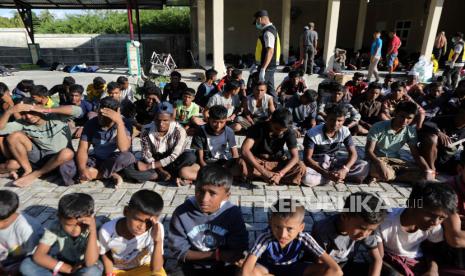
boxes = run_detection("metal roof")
[0,0,167,10]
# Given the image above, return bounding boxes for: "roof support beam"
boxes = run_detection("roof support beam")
[14,0,34,44]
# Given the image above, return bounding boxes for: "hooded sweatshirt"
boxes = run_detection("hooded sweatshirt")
[168,196,248,268]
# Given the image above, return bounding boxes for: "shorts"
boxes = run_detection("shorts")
[257,260,312,276]
[369,157,422,182]
[387,53,398,67]
[27,143,57,170]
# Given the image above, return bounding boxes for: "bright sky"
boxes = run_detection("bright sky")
[0,9,84,18]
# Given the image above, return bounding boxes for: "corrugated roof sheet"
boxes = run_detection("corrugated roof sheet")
[0,0,165,9]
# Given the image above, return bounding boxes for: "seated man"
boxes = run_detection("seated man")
[317,82,361,133]
[417,82,449,121]
[238,108,307,185]
[344,72,368,98]
[204,80,241,132]
[85,76,106,103]
[380,74,394,97]
[285,89,318,136]
[134,85,162,129]
[276,70,306,103]
[217,68,247,97]
[303,105,369,186]
[235,81,275,132]
[123,102,196,185]
[0,99,79,187]
[162,71,188,104]
[195,69,218,108]
[354,82,383,135]
[380,81,425,129]
[30,85,58,108]
[0,82,14,114]
[60,97,135,186]
[49,76,75,105]
[105,81,136,121]
[67,84,96,139]
[366,101,434,182]
[174,88,204,133]
[100,76,135,102]
[11,80,34,103]
[419,107,465,175]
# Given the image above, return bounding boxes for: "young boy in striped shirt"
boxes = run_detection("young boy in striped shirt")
[242,198,341,276]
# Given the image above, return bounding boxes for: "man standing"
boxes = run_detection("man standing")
[444,32,465,89]
[367,31,382,83]
[386,31,401,74]
[300,22,318,75]
[253,10,280,101]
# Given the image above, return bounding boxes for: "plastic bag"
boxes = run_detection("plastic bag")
[410,55,433,82]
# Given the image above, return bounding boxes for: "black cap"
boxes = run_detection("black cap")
[252,10,268,25]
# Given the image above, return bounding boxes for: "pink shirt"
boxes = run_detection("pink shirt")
[388,35,401,55]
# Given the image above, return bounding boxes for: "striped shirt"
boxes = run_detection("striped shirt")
[303,124,353,157]
[250,230,324,266]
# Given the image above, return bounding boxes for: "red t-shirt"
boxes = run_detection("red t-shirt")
[388,35,401,55]
[448,175,465,216]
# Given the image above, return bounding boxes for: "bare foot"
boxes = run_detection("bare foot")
[8,171,18,180]
[13,172,40,188]
[110,173,123,188]
[176,178,192,187]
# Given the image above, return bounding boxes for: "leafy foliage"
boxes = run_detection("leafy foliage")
[0,7,189,34]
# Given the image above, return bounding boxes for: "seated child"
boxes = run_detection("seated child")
[354,82,383,135]
[0,82,14,114]
[218,68,247,98]
[285,89,318,136]
[105,81,136,121]
[85,76,106,103]
[417,82,449,120]
[344,72,368,98]
[99,189,166,276]
[216,66,234,91]
[375,182,458,276]
[49,76,76,105]
[30,85,58,108]
[134,85,162,128]
[313,192,387,275]
[117,76,134,102]
[380,74,394,97]
[11,79,34,103]
[276,70,307,103]
[195,69,218,108]
[204,80,241,131]
[169,164,248,276]
[20,193,102,275]
[238,108,307,185]
[0,190,43,275]
[163,71,188,104]
[68,84,95,139]
[303,105,369,186]
[366,101,435,183]
[181,105,240,182]
[242,198,342,276]
[235,81,275,132]
[174,88,204,131]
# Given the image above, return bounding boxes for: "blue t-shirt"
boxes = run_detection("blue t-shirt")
[371,38,382,56]
[74,100,94,126]
[80,117,132,160]
[249,230,324,266]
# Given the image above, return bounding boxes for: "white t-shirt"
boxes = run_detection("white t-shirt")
[99,217,165,271]
[0,213,43,264]
[207,93,239,117]
[375,208,443,259]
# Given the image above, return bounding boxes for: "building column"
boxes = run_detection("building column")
[281,0,291,64]
[421,0,444,57]
[354,0,367,51]
[323,0,341,72]
[212,0,225,74]
[197,0,207,67]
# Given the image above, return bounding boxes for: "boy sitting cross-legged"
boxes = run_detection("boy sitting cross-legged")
[241,198,342,276]
[312,192,387,275]
[20,193,102,275]
[169,164,248,276]
[0,190,43,275]
[99,189,166,276]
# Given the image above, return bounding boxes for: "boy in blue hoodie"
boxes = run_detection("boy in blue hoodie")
[168,164,248,276]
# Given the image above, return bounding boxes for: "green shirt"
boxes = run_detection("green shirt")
[175,100,200,125]
[367,120,417,159]
[39,220,89,264]
[0,106,81,153]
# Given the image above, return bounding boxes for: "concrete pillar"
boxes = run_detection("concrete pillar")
[421,0,444,57]
[212,0,225,74]
[197,0,207,67]
[323,0,341,71]
[281,0,291,64]
[354,0,367,51]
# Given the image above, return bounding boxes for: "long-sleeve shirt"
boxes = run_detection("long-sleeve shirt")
[140,121,187,167]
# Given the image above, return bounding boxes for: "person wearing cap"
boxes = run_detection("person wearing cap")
[253,9,280,101]
[59,96,135,186]
[123,101,197,185]
[173,88,204,133]
[299,22,318,75]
